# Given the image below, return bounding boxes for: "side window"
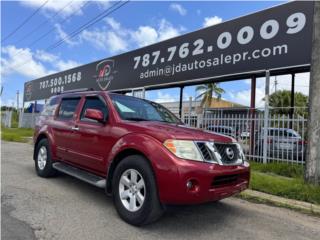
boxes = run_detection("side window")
[57,98,81,120]
[42,96,59,116]
[80,96,108,122]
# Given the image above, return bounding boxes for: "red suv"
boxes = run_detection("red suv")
[34,90,250,226]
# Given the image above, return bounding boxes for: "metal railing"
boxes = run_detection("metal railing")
[185,107,308,164]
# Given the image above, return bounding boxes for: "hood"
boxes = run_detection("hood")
[124,121,235,143]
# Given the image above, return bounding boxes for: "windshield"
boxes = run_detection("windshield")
[110,94,182,124]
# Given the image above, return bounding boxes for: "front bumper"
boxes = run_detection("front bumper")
[158,157,250,204]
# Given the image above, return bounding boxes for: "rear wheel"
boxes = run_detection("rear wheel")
[112,155,163,226]
[35,139,57,177]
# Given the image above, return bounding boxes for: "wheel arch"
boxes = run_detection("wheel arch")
[33,133,49,160]
[105,148,153,195]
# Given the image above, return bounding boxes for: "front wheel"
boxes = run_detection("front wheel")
[35,139,57,178]
[112,155,163,226]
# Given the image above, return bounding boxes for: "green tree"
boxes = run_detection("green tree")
[196,83,225,108]
[269,90,308,116]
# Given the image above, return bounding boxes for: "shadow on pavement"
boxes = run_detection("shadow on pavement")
[46,170,244,233]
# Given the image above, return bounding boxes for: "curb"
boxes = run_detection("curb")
[237,189,320,217]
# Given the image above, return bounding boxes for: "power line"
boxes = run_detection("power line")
[4,0,130,74]
[47,0,129,51]
[5,1,90,62]
[25,0,90,49]
[1,0,49,43]
[13,0,75,45]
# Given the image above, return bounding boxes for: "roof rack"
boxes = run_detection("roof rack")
[57,88,94,95]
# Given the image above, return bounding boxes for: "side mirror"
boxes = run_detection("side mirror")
[84,108,105,123]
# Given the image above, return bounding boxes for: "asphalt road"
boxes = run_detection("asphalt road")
[1,141,319,240]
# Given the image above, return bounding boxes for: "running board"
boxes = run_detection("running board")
[53,162,106,188]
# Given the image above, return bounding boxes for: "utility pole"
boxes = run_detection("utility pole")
[16,90,19,110]
[262,70,270,164]
[306,1,320,185]
[274,76,278,92]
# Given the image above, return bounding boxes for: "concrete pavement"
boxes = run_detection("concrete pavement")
[1,141,319,240]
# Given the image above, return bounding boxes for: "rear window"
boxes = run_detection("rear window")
[42,97,59,116]
[57,98,81,120]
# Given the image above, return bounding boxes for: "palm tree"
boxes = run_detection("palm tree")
[196,83,225,108]
[269,90,308,116]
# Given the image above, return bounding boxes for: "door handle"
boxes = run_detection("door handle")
[71,126,79,131]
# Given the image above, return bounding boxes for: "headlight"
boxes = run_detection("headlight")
[163,139,203,162]
[235,143,246,162]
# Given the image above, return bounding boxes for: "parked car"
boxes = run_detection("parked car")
[34,90,250,226]
[206,125,237,139]
[255,128,306,160]
[240,130,250,139]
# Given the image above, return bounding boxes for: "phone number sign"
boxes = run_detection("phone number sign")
[24,1,314,101]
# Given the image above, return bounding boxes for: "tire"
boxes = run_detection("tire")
[35,139,57,178]
[112,155,164,226]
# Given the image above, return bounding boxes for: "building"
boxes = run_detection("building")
[159,97,246,127]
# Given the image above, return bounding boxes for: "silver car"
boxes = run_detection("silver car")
[255,128,306,161]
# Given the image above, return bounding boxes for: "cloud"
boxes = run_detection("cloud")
[80,17,128,53]
[106,32,128,52]
[1,45,80,79]
[158,19,183,41]
[20,0,87,17]
[55,60,80,71]
[244,79,251,85]
[80,17,184,51]
[54,24,78,46]
[1,45,49,79]
[203,16,222,27]
[81,29,128,53]
[105,17,121,31]
[227,87,265,107]
[131,26,158,47]
[20,0,110,17]
[34,50,58,63]
[132,19,183,47]
[170,3,187,16]
[271,73,310,96]
[225,73,310,108]
[154,91,178,103]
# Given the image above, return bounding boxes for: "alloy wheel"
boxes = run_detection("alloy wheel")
[119,169,146,212]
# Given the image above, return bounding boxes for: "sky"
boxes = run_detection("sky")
[0,0,310,108]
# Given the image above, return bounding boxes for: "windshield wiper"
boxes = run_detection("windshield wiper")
[125,117,179,124]
[125,117,151,121]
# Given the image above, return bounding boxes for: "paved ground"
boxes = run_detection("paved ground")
[1,141,320,240]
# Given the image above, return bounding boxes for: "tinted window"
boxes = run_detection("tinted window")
[58,98,80,120]
[80,96,108,122]
[267,129,285,137]
[42,96,59,116]
[287,129,300,137]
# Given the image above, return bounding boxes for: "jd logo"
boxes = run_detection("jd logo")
[25,82,32,101]
[96,59,115,90]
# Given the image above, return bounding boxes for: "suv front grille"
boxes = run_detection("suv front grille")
[212,174,238,187]
[196,142,214,161]
[214,143,240,164]
[211,172,249,188]
[196,142,242,165]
